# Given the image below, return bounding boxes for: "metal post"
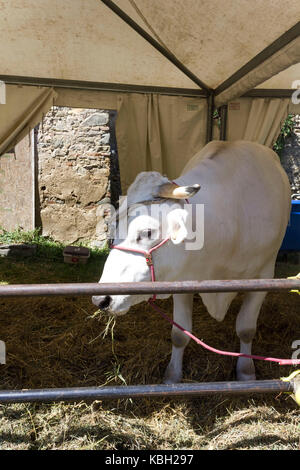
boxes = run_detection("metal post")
[206,93,215,143]
[219,105,228,141]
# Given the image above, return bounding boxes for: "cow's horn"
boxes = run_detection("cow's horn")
[157,183,201,199]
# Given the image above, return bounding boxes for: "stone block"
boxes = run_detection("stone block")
[81,113,109,127]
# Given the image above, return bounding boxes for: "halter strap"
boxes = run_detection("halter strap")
[111,181,187,299]
[111,237,170,301]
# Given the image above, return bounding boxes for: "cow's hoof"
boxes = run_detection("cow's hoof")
[236,357,256,381]
[237,371,256,381]
[163,367,182,385]
[163,376,181,385]
[236,366,256,381]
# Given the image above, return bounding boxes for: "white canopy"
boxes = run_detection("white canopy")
[0,0,299,189]
[0,0,299,99]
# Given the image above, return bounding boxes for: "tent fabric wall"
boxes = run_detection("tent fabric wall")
[0,85,119,158]
[0,85,57,155]
[3,83,298,194]
[57,90,209,192]
[0,84,207,192]
[227,97,292,147]
[115,93,207,191]
[55,89,119,110]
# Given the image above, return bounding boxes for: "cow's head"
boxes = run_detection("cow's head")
[92,172,200,315]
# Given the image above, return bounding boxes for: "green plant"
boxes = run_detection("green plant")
[213,108,221,129]
[0,226,65,260]
[273,114,295,157]
[0,227,109,261]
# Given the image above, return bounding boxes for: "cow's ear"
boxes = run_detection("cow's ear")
[167,208,188,244]
[157,182,200,199]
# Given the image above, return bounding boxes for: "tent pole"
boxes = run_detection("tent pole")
[206,93,214,143]
[243,89,296,98]
[219,105,228,141]
[0,75,205,98]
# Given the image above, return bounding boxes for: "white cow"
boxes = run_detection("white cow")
[93,141,291,383]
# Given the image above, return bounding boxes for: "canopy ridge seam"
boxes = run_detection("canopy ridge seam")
[128,0,172,55]
[100,0,212,94]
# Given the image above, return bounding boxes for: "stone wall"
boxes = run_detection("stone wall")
[0,136,34,231]
[37,106,117,246]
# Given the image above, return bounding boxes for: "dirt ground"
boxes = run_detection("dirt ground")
[0,254,299,450]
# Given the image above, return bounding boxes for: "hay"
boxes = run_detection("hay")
[0,257,299,389]
[0,255,299,449]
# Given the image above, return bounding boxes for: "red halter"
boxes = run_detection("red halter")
[111,236,170,301]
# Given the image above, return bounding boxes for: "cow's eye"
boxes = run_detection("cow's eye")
[137,229,153,241]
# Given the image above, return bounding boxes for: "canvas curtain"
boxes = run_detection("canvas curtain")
[0,85,207,192]
[227,97,292,147]
[0,85,57,156]
[57,89,208,192]
[115,93,207,191]
[55,88,118,110]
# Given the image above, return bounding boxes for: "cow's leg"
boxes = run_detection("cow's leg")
[164,293,194,384]
[235,290,268,381]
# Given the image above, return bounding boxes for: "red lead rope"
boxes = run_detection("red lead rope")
[148,299,300,366]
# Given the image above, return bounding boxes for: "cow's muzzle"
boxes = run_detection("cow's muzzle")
[92,295,112,311]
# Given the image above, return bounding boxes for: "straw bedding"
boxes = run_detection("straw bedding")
[0,256,299,450]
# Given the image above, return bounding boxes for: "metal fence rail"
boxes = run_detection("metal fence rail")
[0,278,300,297]
[0,278,299,403]
[0,381,292,404]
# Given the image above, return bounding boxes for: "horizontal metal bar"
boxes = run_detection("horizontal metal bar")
[0,380,291,403]
[0,74,206,97]
[0,279,299,298]
[243,89,296,98]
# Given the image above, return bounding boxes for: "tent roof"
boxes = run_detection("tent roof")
[0,0,299,104]
[256,63,300,89]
